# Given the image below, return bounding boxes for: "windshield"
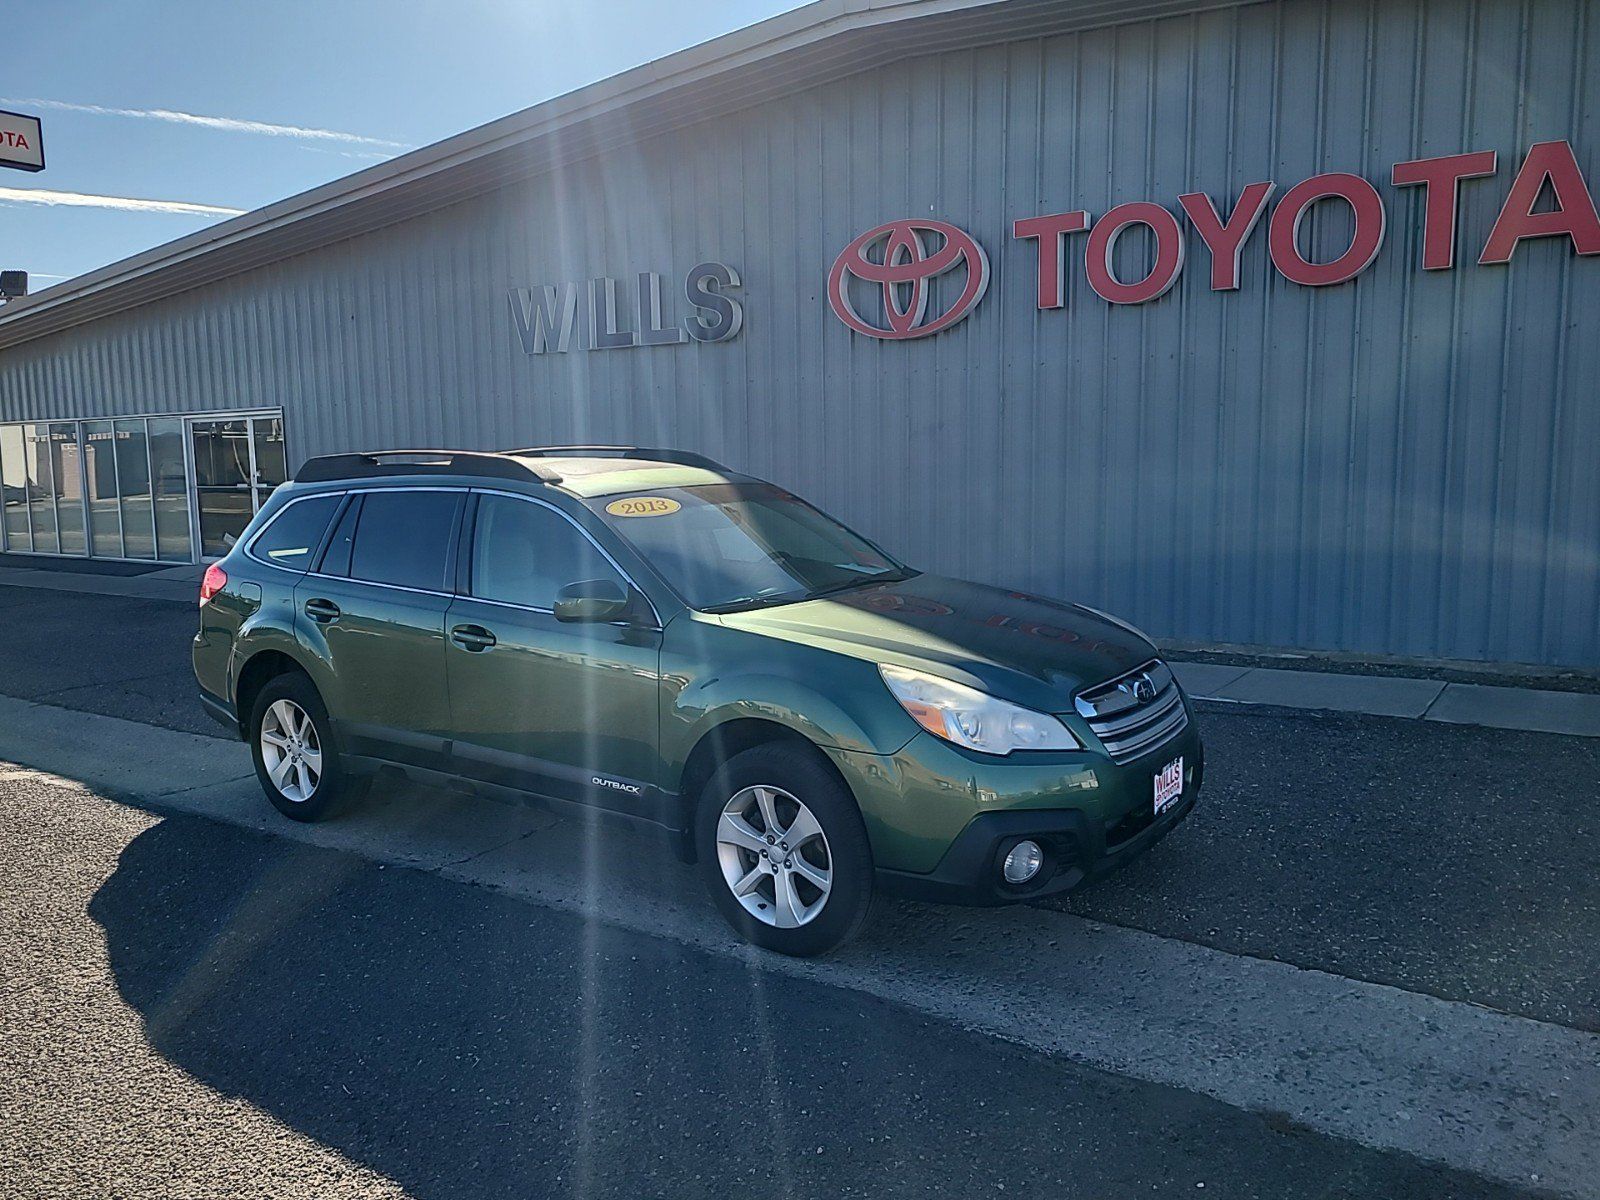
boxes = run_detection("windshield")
[586,481,910,611]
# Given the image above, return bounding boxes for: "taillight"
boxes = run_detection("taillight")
[199,563,228,607]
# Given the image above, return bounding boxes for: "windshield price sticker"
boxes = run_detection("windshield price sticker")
[606,496,682,518]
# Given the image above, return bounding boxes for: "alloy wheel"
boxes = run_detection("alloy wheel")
[259,698,322,803]
[715,784,833,928]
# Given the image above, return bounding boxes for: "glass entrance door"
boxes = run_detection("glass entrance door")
[191,415,285,558]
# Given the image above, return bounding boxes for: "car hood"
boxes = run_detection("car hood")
[714,573,1158,713]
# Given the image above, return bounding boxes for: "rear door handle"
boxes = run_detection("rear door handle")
[304,598,341,623]
[450,624,497,652]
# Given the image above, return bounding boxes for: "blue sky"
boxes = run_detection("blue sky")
[2,1,808,286]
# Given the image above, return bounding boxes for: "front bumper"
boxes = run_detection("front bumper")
[874,783,1199,905]
[831,705,1203,906]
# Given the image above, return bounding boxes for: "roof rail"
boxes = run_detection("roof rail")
[295,449,563,485]
[507,445,730,472]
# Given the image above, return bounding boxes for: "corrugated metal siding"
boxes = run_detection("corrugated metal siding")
[0,0,1596,667]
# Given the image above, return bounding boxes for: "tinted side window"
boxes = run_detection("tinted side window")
[349,491,461,591]
[472,495,622,610]
[319,494,360,577]
[251,495,339,572]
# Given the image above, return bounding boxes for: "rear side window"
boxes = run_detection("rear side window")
[250,495,339,572]
[349,490,461,591]
[471,494,623,609]
[319,495,360,577]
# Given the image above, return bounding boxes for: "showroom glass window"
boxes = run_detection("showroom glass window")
[113,420,156,560]
[0,419,166,560]
[48,423,86,556]
[0,424,30,551]
[82,421,123,558]
[22,425,57,552]
[148,418,193,562]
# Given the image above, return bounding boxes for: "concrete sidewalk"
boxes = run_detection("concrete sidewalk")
[1173,662,1600,739]
[0,558,202,603]
[0,555,1596,739]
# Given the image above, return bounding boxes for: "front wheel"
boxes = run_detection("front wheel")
[696,742,875,957]
[248,673,363,822]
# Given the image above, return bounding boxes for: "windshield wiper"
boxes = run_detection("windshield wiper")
[803,569,919,601]
[701,568,917,614]
[698,590,809,614]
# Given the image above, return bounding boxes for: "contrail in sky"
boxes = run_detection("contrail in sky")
[0,186,245,216]
[2,97,411,150]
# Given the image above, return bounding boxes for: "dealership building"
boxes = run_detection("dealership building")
[0,0,1596,669]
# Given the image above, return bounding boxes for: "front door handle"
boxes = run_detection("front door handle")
[304,597,341,623]
[450,624,497,652]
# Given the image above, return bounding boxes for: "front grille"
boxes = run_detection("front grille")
[1074,659,1189,765]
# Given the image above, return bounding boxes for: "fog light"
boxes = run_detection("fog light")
[1002,840,1044,884]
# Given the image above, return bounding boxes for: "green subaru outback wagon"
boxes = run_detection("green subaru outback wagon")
[194,447,1202,955]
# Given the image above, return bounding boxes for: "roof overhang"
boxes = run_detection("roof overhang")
[0,0,1250,351]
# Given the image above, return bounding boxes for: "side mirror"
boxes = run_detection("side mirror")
[554,578,632,624]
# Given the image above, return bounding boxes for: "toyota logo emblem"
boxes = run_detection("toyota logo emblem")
[827,219,990,340]
[1119,673,1157,705]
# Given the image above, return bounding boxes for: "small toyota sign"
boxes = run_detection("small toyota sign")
[0,109,43,172]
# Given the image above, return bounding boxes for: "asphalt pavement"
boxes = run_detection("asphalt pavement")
[2,583,1597,1197]
[2,583,1595,1028]
[0,583,211,734]
[0,771,1546,1200]
[1047,705,1600,1030]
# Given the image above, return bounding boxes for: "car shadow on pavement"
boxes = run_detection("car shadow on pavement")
[85,811,1521,1200]
[90,811,818,1198]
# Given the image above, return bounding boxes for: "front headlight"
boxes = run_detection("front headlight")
[879,664,1081,755]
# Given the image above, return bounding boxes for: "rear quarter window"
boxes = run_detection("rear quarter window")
[249,495,340,572]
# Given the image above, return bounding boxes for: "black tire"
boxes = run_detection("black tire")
[695,742,875,957]
[248,672,364,822]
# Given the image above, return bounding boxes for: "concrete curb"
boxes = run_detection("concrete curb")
[0,562,202,604]
[1173,661,1600,738]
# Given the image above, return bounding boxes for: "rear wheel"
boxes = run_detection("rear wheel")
[696,742,874,956]
[248,673,362,822]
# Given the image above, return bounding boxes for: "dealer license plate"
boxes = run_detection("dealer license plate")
[1154,756,1184,815]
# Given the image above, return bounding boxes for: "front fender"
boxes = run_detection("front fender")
[665,666,918,788]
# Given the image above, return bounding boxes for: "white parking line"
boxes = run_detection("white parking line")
[1,693,1595,1198]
